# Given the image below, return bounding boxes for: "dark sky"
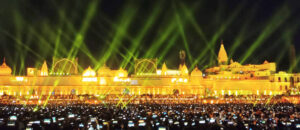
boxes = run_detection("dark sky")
[0,0,299,74]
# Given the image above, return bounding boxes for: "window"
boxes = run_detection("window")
[290,77,294,83]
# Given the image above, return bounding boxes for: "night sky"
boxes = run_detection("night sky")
[0,0,299,74]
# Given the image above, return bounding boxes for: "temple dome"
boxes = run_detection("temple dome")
[191,67,202,76]
[97,64,111,73]
[97,64,112,76]
[229,61,241,68]
[0,58,12,76]
[83,66,96,77]
[116,68,128,77]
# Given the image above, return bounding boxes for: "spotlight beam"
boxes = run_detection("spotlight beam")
[240,5,290,64]
[120,1,165,69]
[174,2,193,64]
[191,2,245,69]
[95,2,138,70]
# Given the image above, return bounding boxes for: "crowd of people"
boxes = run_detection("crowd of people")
[0,103,299,130]
[1,94,297,105]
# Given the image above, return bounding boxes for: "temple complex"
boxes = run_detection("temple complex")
[0,42,299,102]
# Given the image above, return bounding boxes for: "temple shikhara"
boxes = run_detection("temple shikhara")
[0,42,299,104]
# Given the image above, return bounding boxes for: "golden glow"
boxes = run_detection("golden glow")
[116,68,128,77]
[218,42,228,64]
[113,77,131,82]
[27,68,37,76]
[0,58,12,76]
[99,77,107,85]
[171,78,188,83]
[0,43,297,100]
[161,62,167,75]
[180,64,189,75]
[82,77,97,82]
[118,73,124,77]
[40,60,48,76]
[156,70,162,75]
[183,79,188,83]
[15,77,24,81]
[83,66,96,77]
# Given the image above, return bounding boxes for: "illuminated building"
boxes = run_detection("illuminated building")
[0,58,12,76]
[0,42,299,100]
[206,43,276,80]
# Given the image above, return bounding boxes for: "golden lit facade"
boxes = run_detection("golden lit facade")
[0,43,299,98]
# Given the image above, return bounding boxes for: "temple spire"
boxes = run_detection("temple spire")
[2,57,7,66]
[40,60,48,76]
[218,40,228,65]
[161,62,167,75]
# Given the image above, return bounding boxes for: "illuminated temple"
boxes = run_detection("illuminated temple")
[0,43,299,100]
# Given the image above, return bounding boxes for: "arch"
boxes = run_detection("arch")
[284,77,288,82]
[173,89,179,96]
[297,77,300,82]
[250,74,254,78]
[135,59,157,74]
[53,58,77,74]
[278,77,281,82]
[290,77,294,83]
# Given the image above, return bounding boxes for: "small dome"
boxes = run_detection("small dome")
[180,64,189,75]
[97,64,112,76]
[116,68,128,77]
[0,58,12,76]
[98,64,110,71]
[191,67,202,76]
[83,66,96,77]
[263,60,269,64]
[229,62,241,68]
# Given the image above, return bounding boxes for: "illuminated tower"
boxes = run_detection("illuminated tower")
[83,66,96,77]
[180,64,189,76]
[0,58,12,76]
[40,60,48,76]
[218,41,228,65]
[161,62,167,75]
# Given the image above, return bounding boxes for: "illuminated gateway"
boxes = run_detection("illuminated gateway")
[0,42,299,100]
